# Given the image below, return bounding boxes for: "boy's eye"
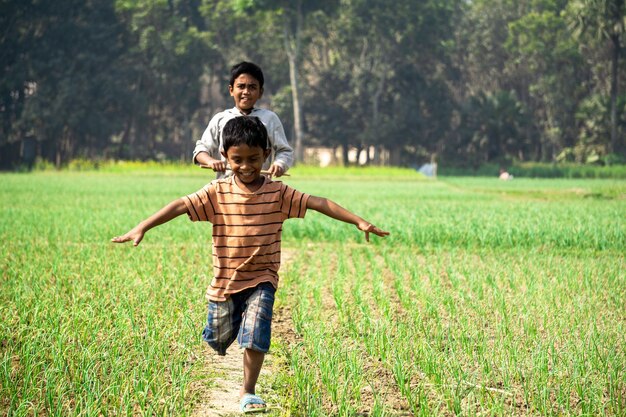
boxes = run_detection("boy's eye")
[237,83,256,90]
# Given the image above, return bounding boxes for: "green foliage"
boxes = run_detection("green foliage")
[571,93,626,161]
[447,91,532,166]
[289,165,425,180]
[305,0,460,161]
[510,161,626,178]
[2,0,626,170]
[0,172,214,415]
[35,158,626,179]
[1,0,129,159]
[504,7,587,160]
[112,0,220,160]
[567,0,626,40]
[1,171,624,415]
[566,0,626,154]
[440,161,626,178]
[278,174,625,415]
[282,245,625,415]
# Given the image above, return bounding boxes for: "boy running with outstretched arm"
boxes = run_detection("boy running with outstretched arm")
[112,116,388,413]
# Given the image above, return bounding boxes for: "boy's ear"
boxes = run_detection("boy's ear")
[259,87,264,98]
[228,84,234,96]
[221,150,228,159]
[263,148,271,159]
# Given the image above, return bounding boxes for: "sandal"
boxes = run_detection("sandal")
[240,393,267,414]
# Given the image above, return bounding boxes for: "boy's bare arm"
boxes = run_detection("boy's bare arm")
[111,198,188,246]
[266,163,285,177]
[307,196,389,242]
[195,151,226,172]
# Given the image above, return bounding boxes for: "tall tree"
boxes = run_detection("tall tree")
[1,0,130,166]
[305,0,460,165]
[505,8,587,160]
[231,0,339,163]
[455,0,526,97]
[0,0,34,147]
[114,0,219,160]
[568,0,626,154]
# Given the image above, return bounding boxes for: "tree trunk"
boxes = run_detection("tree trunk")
[55,127,72,168]
[610,33,619,155]
[284,2,304,164]
[342,145,349,166]
[118,119,133,160]
[390,146,402,166]
[287,53,304,163]
[55,143,62,169]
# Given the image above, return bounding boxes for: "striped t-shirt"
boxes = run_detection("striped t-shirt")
[182,176,310,302]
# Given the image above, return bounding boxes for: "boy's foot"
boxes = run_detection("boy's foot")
[240,393,267,414]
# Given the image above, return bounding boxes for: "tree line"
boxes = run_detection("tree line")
[1,0,625,169]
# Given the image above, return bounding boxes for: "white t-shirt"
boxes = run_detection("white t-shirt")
[193,107,294,178]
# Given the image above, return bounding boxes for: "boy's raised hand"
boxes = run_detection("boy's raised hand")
[357,221,390,242]
[199,160,226,172]
[266,163,285,178]
[111,226,145,246]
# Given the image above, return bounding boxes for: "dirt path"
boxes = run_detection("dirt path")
[191,345,244,416]
[191,334,284,417]
[191,251,295,416]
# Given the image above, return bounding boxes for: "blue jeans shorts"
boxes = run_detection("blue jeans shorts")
[202,282,276,355]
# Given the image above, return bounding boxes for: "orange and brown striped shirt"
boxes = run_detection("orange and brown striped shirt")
[182,176,310,302]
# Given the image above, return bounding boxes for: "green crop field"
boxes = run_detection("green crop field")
[1,167,624,416]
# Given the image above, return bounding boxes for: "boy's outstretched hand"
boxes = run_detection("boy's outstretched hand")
[307,196,390,242]
[111,226,145,246]
[357,221,389,242]
[111,199,187,247]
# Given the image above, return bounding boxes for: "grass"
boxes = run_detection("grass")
[1,172,213,416]
[1,167,624,416]
[438,162,626,179]
[280,245,624,415]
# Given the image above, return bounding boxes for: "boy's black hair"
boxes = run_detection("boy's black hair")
[229,61,264,89]
[222,116,269,153]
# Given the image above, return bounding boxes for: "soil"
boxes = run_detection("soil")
[192,345,244,417]
[191,250,298,416]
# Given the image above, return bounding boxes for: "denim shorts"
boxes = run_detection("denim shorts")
[202,282,276,355]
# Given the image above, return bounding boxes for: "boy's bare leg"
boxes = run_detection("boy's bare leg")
[240,348,265,408]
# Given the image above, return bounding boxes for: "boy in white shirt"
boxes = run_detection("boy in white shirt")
[193,61,293,178]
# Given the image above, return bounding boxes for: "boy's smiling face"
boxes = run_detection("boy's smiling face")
[222,144,270,187]
[229,73,263,115]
